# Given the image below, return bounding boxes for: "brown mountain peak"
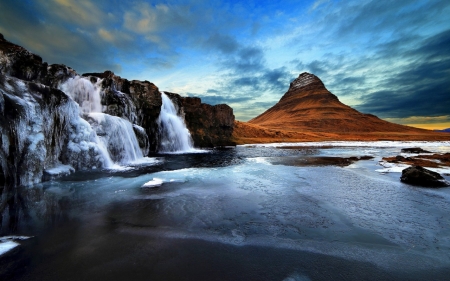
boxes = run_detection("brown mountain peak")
[247,72,433,135]
[288,72,325,92]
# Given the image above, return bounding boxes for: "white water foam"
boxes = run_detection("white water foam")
[88,113,143,164]
[60,76,150,168]
[60,76,103,114]
[157,92,196,153]
[241,141,450,150]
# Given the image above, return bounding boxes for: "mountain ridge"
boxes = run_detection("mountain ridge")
[233,72,450,143]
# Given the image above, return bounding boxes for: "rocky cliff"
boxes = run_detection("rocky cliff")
[164,92,234,147]
[0,33,234,188]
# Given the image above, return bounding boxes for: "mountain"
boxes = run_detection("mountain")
[435,128,450,133]
[233,72,450,143]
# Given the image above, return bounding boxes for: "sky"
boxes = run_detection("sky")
[0,0,449,129]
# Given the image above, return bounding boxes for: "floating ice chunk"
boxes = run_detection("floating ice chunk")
[128,157,161,166]
[142,178,164,188]
[45,164,75,175]
[0,236,32,256]
[241,141,450,150]
[376,161,410,173]
[43,164,75,181]
[0,241,19,256]
[247,157,271,165]
[377,161,450,174]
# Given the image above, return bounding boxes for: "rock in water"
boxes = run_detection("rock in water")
[400,147,431,153]
[400,165,449,187]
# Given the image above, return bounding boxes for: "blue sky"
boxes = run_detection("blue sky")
[1,0,449,129]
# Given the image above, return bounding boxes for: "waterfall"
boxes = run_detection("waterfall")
[87,113,143,164]
[157,93,195,153]
[60,76,103,114]
[60,76,144,166]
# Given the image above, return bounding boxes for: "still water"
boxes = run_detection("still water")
[2,142,450,280]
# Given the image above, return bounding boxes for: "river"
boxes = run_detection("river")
[1,142,450,280]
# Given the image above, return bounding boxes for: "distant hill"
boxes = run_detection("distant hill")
[435,128,450,133]
[233,72,450,143]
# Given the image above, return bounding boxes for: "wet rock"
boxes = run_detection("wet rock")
[83,71,162,152]
[164,92,235,148]
[0,34,76,86]
[1,75,110,187]
[0,33,236,188]
[400,165,449,187]
[133,124,150,156]
[401,147,431,153]
[395,155,406,161]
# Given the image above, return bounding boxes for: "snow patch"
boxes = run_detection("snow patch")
[44,164,75,180]
[0,241,19,256]
[377,160,450,174]
[0,236,32,256]
[142,178,164,188]
[242,141,450,150]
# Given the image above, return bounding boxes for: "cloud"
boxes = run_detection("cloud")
[203,33,239,54]
[0,1,124,73]
[1,0,448,124]
[385,116,450,124]
[123,2,194,35]
[223,46,265,73]
[45,0,106,27]
[309,0,330,12]
[354,29,450,118]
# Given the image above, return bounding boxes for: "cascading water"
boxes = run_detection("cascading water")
[60,76,103,114]
[60,76,143,166]
[157,93,195,153]
[87,113,143,164]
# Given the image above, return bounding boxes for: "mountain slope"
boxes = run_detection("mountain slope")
[250,72,421,133]
[233,73,450,143]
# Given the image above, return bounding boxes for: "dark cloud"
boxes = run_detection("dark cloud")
[340,76,365,85]
[223,46,265,73]
[250,101,278,109]
[288,0,450,122]
[0,0,253,76]
[355,29,450,118]
[0,1,126,73]
[203,33,239,54]
[262,67,291,90]
[199,95,254,106]
[329,0,449,43]
[220,67,291,99]
[2,0,448,124]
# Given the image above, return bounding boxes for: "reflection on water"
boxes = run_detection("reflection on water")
[1,144,450,280]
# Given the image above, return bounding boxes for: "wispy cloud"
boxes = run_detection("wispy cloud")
[0,0,448,124]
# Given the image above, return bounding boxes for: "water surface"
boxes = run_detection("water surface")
[2,142,450,280]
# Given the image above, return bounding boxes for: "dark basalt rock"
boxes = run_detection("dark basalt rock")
[401,147,431,153]
[1,75,109,187]
[1,33,235,153]
[400,165,449,187]
[133,124,150,156]
[163,92,235,148]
